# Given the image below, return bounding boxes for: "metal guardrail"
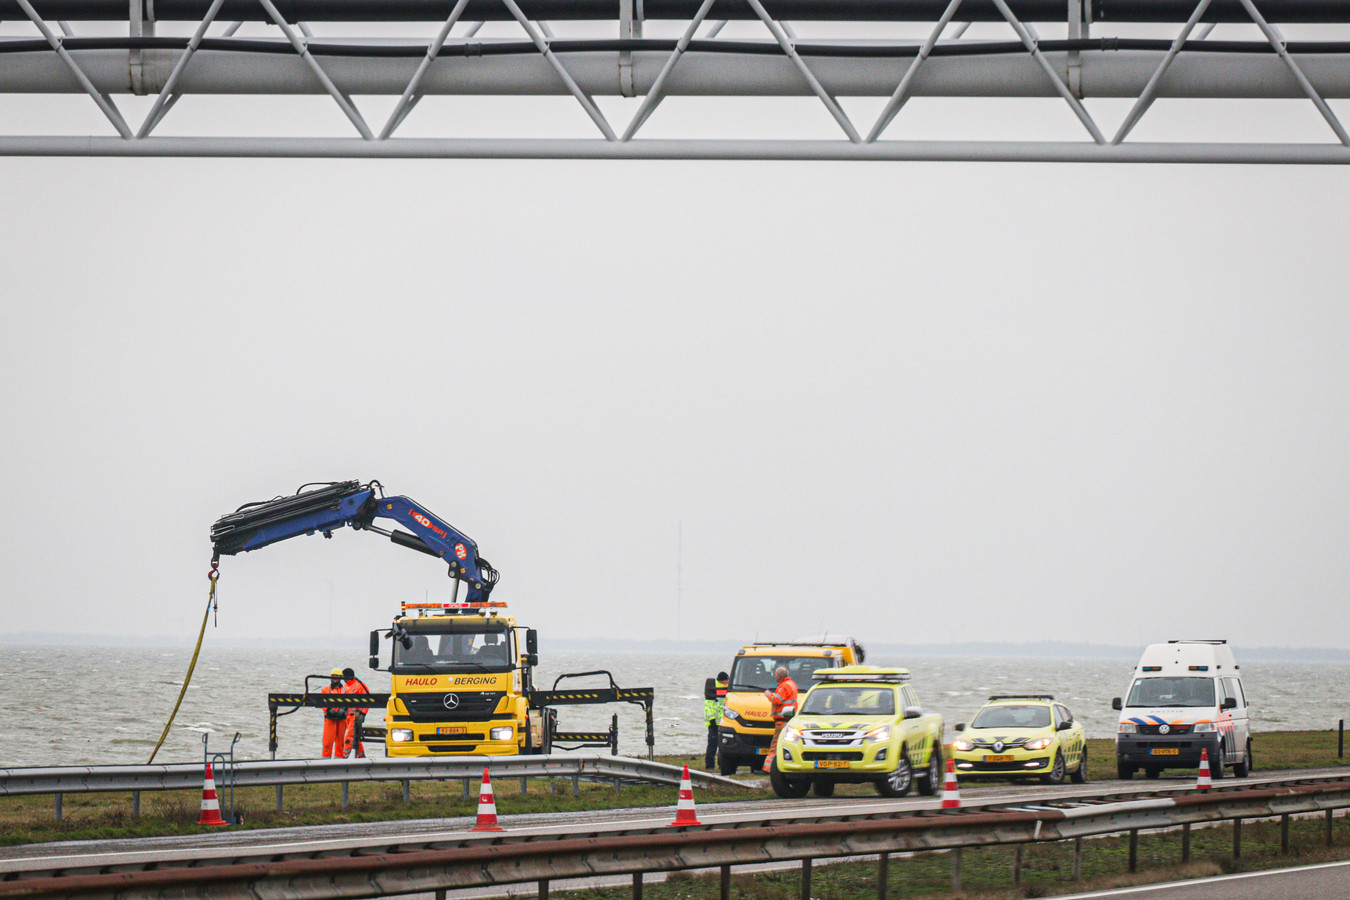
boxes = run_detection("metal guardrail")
[4,776,1349,900]
[0,755,746,819]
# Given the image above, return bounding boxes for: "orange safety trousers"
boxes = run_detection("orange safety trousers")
[322,716,349,757]
[762,678,800,772]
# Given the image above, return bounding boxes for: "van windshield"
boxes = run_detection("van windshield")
[1126,677,1215,708]
[729,656,833,692]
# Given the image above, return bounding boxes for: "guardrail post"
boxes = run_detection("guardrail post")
[1073,837,1082,880]
[1340,719,1344,758]
[54,792,62,821]
[572,774,580,795]
[342,782,349,808]
[462,778,470,801]
[632,872,643,899]
[132,790,140,817]
[1013,845,1023,885]
[1281,814,1290,853]
[876,853,888,900]
[951,848,961,892]
[1128,829,1138,872]
[276,785,284,812]
[539,879,550,899]
[1328,810,1336,847]
[521,776,528,795]
[801,857,812,900]
[435,890,446,900]
[719,865,732,900]
[403,779,411,804]
[1233,818,1242,858]
[1181,823,1191,862]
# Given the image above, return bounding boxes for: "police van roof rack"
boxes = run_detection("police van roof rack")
[988,694,1055,701]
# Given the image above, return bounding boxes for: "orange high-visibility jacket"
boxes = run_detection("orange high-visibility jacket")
[343,678,370,714]
[766,677,799,721]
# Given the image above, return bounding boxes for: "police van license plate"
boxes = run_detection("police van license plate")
[1150,748,1179,756]
[437,726,467,735]
[815,760,850,769]
[984,754,1015,763]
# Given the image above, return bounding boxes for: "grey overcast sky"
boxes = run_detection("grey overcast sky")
[2,25,1349,650]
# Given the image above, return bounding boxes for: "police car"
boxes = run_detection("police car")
[950,695,1088,784]
[770,666,945,798]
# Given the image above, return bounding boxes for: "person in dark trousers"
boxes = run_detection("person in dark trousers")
[704,671,729,770]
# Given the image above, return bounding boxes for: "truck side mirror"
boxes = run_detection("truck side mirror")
[1112,698,1122,711]
[369,631,381,670]
[1222,697,1237,710]
[525,653,539,667]
[526,629,538,655]
[705,678,717,700]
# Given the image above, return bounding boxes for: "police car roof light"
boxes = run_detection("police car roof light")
[812,667,909,683]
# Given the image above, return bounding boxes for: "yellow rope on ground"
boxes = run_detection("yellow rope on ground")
[147,567,217,764]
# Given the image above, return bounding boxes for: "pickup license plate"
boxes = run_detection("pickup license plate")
[437,726,467,736]
[815,760,850,769]
[984,754,1015,763]
[1151,748,1179,756]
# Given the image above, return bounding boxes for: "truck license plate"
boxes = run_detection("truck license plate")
[757,748,770,755]
[984,754,1014,763]
[815,760,850,769]
[1150,748,1179,756]
[437,726,467,735]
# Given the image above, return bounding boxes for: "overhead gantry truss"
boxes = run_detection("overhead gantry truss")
[1,0,1348,160]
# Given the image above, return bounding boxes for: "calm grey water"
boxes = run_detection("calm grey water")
[2,646,1346,768]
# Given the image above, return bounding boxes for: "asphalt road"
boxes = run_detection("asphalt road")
[1055,859,1350,899]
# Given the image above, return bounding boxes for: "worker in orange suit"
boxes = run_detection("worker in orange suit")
[321,667,349,758]
[762,666,799,773]
[341,667,371,758]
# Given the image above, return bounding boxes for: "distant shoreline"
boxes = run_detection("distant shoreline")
[3,632,1350,661]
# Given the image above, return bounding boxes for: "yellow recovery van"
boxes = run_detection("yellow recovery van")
[716,638,864,775]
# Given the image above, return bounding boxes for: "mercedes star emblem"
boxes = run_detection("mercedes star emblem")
[443,693,461,710]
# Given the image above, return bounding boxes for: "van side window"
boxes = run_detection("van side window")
[1223,677,1245,708]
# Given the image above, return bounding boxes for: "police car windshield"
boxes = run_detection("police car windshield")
[729,656,833,692]
[800,686,895,716]
[971,704,1051,729]
[392,630,512,673]
[1126,677,1215,708]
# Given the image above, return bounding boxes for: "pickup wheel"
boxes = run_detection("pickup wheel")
[769,760,810,798]
[1041,752,1067,785]
[875,755,913,798]
[916,747,942,797]
[812,780,835,797]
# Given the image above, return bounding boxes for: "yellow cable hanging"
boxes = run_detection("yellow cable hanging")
[147,562,218,764]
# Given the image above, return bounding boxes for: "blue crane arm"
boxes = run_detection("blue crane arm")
[210,480,498,601]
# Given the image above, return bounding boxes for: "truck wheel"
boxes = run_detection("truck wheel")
[1071,749,1088,784]
[1041,752,1067,785]
[1117,761,1136,780]
[875,757,913,798]
[916,748,942,797]
[718,756,738,777]
[812,780,835,797]
[769,761,810,798]
[1234,740,1253,778]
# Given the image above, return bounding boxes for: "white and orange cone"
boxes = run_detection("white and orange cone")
[940,757,962,809]
[668,765,702,827]
[1196,748,1213,791]
[471,767,504,832]
[196,763,230,827]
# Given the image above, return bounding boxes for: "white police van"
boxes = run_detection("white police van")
[1112,640,1251,780]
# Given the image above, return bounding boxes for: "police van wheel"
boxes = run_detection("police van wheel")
[1117,761,1136,780]
[876,758,913,798]
[917,748,942,797]
[812,780,835,797]
[1234,740,1252,778]
[1144,766,1161,779]
[769,761,811,798]
[1210,751,1225,780]
[1071,749,1088,784]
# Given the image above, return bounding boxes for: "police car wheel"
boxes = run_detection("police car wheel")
[1041,752,1066,785]
[917,748,942,796]
[876,757,913,798]
[1071,749,1088,783]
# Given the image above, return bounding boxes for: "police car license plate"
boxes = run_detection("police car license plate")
[815,760,850,769]
[1151,748,1179,756]
[437,726,467,735]
[984,754,1015,763]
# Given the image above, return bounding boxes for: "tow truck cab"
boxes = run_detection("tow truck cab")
[374,601,544,757]
[1113,640,1252,780]
[716,638,864,775]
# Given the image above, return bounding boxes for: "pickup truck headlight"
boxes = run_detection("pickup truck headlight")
[780,725,801,743]
[1024,737,1054,751]
[489,726,514,741]
[952,739,974,751]
[863,725,891,744]
[390,728,414,742]
[1192,722,1217,733]
[1118,722,1137,734]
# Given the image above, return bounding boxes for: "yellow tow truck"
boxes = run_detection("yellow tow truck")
[716,638,864,775]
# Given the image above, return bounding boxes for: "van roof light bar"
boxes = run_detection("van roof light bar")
[1167,639,1228,644]
[812,667,909,683]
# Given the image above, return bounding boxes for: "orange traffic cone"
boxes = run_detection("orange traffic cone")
[668,765,702,827]
[1196,749,1213,791]
[940,757,962,809]
[197,763,230,827]
[471,767,504,832]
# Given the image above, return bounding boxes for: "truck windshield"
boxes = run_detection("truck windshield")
[1126,677,1215,708]
[971,705,1051,729]
[729,656,834,692]
[393,630,513,673]
[799,686,895,716]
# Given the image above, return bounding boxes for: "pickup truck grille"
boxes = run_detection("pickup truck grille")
[401,692,504,723]
[802,751,865,761]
